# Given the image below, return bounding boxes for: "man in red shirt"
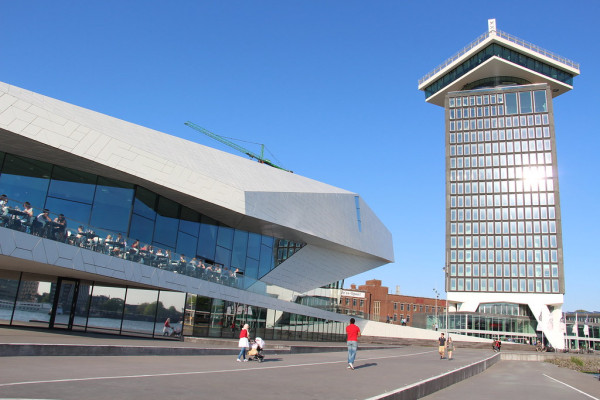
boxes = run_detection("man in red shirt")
[346,318,361,370]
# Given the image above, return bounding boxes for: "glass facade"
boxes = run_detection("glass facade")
[424,43,575,99]
[0,272,345,341]
[0,151,304,284]
[446,85,564,295]
[0,151,350,341]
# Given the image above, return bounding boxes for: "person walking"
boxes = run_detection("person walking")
[447,337,455,360]
[438,332,446,359]
[237,323,250,362]
[346,318,361,370]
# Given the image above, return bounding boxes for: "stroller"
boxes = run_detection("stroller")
[247,337,265,362]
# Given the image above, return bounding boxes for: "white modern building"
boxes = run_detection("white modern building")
[419,20,580,349]
[0,81,393,340]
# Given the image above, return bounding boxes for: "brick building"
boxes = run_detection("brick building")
[340,280,446,328]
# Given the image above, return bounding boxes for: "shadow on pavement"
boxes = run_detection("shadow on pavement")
[354,363,377,369]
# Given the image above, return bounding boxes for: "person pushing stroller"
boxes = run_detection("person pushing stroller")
[247,337,265,362]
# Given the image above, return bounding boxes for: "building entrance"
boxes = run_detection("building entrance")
[49,278,80,330]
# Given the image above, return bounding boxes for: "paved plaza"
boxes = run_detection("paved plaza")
[0,328,598,400]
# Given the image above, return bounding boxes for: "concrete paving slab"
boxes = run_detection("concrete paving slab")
[423,360,600,400]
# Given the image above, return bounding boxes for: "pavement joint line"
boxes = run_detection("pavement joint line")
[363,352,500,400]
[543,373,599,400]
[0,349,435,388]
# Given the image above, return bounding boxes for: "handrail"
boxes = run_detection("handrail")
[419,30,580,86]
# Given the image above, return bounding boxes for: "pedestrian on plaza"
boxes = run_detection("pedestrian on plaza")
[346,318,361,370]
[237,323,250,362]
[447,337,455,360]
[438,332,446,359]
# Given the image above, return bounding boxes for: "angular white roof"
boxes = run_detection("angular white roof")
[0,82,394,292]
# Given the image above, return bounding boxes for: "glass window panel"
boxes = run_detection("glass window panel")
[121,288,159,336]
[258,236,275,278]
[534,90,547,112]
[11,275,55,328]
[231,230,248,271]
[247,233,261,260]
[44,197,92,227]
[86,285,126,333]
[48,165,96,204]
[176,231,198,259]
[154,291,186,337]
[90,177,134,233]
[245,257,259,280]
[129,214,154,245]
[0,154,51,207]
[179,207,200,237]
[197,216,218,261]
[216,226,234,250]
[505,93,518,115]
[519,91,532,113]
[133,186,157,220]
[153,196,179,248]
[0,271,20,324]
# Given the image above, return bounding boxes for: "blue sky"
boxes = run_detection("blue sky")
[1,1,598,311]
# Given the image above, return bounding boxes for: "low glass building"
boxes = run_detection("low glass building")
[0,81,394,340]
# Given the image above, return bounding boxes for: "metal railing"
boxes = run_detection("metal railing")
[0,196,266,295]
[419,30,580,86]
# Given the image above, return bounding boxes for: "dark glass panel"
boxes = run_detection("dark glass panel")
[216,226,234,249]
[176,231,198,259]
[215,246,232,269]
[133,186,156,220]
[89,177,133,233]
[258,238,275,278]
[197,216,218,261]
[519,91,532,114]
[86,285,126,333]
[179,207,200,237]
[11,274,56,328]
[129,214,155,244]
[0,154,51,207]
[534,91,547,113]
[245,257,259,280]
[153,196,179,248]
[0,270,20,325]
[505,93,518,115]
[121,288,159,337]
[71,282,92,331]
[44,197,91,226]
[48,165,96,204]
[247,233,261,260]
[231,230,248,270]
[154,291,185,337]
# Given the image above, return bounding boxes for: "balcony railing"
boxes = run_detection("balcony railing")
[0,196,266,295]
[419,30,580,86]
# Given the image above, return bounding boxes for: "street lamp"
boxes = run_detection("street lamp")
[442,265,449,337]
[433,288,439,330]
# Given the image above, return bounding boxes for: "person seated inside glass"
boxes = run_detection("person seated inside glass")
[34,209,52,236]
[52,214,67,242]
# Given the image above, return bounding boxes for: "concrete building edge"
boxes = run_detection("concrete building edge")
[364,352,500,400]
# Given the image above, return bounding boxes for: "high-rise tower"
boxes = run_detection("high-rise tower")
[418,19,579,349]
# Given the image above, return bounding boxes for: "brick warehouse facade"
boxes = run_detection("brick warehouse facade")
[340,280,447,328]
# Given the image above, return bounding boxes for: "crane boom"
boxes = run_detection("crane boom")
[184,121,291,172]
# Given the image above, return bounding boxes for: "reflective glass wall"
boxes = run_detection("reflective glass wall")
[446,85,563,294]
[0,151,304,281]
[0,272,345,341]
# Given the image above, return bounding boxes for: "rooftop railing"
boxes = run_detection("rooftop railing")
[419,30,580,86]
